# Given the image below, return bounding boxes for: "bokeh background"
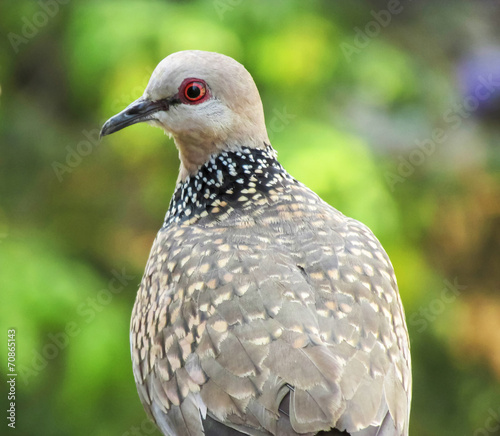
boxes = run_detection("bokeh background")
[1,1,500,435]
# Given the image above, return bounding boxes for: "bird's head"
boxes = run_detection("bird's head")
[101,50,269,180]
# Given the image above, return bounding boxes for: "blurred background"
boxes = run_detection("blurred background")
[1,1,500,435]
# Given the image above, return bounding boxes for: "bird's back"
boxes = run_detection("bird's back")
[130,146,411,436]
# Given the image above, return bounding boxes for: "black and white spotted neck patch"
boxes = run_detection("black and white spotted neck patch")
[163,145,294,226]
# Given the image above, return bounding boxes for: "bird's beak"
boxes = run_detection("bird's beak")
[100,96,171,138]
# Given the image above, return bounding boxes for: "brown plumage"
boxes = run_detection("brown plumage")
[101,50,411,436]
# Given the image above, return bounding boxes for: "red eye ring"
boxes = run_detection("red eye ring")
[184,81,206,102]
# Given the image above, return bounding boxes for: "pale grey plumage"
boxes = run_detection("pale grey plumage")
[101,50,411,436]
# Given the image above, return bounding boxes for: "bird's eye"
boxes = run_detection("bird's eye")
[184,81,206,102]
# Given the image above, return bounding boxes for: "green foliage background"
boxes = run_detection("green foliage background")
[1,1,499,435]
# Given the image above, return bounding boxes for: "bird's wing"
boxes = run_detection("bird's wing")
[131,190,410,436]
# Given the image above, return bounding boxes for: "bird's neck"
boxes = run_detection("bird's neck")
[164,144,291,227]
[175,137,270,183]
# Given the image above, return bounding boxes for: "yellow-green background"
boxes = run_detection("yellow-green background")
[1,1,499,435]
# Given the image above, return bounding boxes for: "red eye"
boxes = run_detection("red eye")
[184,81,206,102]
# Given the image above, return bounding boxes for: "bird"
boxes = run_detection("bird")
[100,50,411,436]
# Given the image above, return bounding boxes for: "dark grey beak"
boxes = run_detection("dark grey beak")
[100,96,175,138]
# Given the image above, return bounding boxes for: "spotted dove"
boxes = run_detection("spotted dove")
[101,50,411,436]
